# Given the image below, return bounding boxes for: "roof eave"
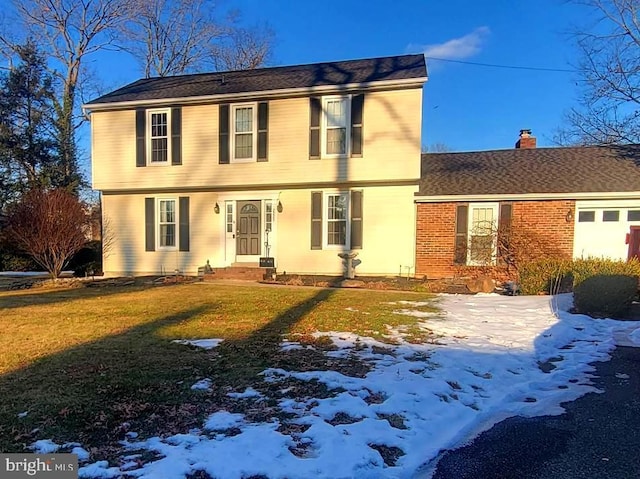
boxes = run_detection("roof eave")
[414,191,640,202]
[82,76,428,113]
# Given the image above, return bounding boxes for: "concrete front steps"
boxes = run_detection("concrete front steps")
[204,264,274,281]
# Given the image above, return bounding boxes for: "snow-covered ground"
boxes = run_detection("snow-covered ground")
[34,293,640,479]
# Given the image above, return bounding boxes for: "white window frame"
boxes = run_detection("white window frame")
[324,192,350,249]
[157,198,178,250]
[147,108,171,165]
[321,95,351,159]
[231,103,258,163]
[467,202,499,266]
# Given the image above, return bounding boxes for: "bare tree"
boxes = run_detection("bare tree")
[422,142,453,153]
[122,0,273,77]
[4,0,134,190]
[558,0,640,145]
[5,188,89,278]
[213,24,273,72]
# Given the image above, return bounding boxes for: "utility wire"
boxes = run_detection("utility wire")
[425,56,577,73]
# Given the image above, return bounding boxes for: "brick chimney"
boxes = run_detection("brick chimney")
[515,129,536,149]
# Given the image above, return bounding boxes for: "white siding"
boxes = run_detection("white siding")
[574,199,640,260]
[102,185,417,276]
[91,88,423,191]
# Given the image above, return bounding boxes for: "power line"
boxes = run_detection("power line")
[425,56,577,73]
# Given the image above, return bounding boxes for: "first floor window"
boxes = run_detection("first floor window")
[468,203,498,265]
[158,199,176,247]
[311,191,362,250]
[327,193,348,246]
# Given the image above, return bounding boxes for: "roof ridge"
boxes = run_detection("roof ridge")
[134,53,426,82]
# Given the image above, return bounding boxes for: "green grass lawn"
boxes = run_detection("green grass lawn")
[0,282,438,458]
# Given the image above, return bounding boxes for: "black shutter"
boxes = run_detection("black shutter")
[145,198,155,251]
[179,197,190,252]
[498,203,513,265]
[454,204,468,264]
[351,94,364,157]
[350,190,363,249]
[171,107,182,165]
[309,97,321,159]
[219,104,230,164]
[257,102,268,162]
[136,109,146,167]
[311,191,323,249]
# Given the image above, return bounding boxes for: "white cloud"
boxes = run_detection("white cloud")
[411,26,490,59]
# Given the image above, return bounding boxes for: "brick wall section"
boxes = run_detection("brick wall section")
[416,200,576,278]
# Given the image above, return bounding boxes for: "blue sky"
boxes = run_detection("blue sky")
[4,0,591,153]
[227,0,586,152]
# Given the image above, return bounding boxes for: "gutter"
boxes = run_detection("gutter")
[414,191,640,202]
[82,77,428,113]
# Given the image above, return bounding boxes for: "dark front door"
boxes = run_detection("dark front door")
[237,201,261,255]
[629,227,640,261]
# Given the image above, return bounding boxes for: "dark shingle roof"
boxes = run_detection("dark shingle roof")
[419,145,640,196]
[87,54,427,105]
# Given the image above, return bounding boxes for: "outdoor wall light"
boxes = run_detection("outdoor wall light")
[277,200,283,213]
[214,202,220,214]
[565,209,574,222]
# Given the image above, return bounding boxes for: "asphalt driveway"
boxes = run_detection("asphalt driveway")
[430,345,640,479]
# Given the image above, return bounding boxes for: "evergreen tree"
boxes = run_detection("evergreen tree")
[0,41,58,210]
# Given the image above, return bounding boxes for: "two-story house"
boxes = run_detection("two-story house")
[84,55,428,277]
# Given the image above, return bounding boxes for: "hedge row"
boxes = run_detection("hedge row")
[519,257,640,296]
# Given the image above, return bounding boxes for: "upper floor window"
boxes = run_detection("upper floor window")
[310,94,364,160]
[148,109,171,164]
[136,107,181,167]
[231,104,257,162]
[323,97,349,157]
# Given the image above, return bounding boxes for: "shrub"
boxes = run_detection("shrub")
[518,257,640,296]
[0,251,41,272]
[518,259,573,295]
[571,257,640,287]
[68,240,102,277]
[574,274,638,318]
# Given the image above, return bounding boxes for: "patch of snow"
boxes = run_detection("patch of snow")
[631,328,640,345]
[203,411,245,431]
[172,339,223,349]
[190,378,212,391]
[616,373,630,379]
[17,411,28,418]
[78,461,121,478]
[62,293,640,479]
[30,439,60,453]
[280,341,304,351]
[393,308,440,318]
[72,446,90,462]
[227,387,263,399]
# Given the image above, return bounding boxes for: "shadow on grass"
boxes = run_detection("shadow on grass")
[0,281,162,310]
[0,287,341,459]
